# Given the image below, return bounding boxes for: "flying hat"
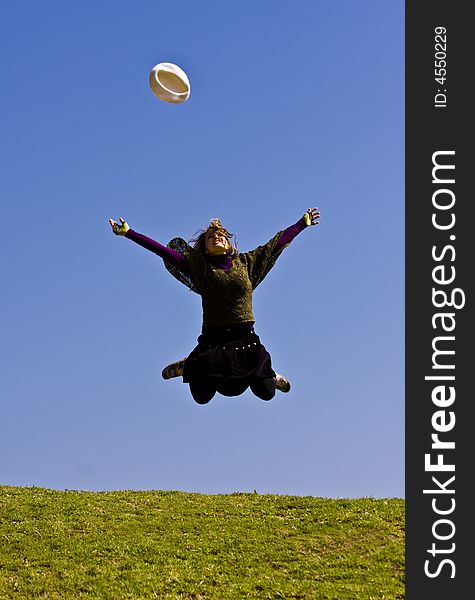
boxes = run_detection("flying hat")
[149,62,191,104]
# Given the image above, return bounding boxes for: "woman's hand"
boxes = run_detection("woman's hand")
[109,217,130,236]
[303,207,320,227]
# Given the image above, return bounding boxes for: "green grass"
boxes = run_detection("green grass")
[0,486,404,599]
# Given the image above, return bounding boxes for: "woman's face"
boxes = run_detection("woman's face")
[205,229,230,255]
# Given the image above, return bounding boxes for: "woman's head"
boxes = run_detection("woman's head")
[192,218,237,256]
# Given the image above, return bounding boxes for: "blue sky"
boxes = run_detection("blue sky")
[1,1,404,498]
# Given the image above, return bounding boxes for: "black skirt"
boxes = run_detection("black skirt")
[182,322,275,384]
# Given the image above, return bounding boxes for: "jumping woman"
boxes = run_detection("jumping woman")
[109,207,320,404]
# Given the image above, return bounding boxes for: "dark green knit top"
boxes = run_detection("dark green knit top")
[125,219,307,331]
[185,230,286,329]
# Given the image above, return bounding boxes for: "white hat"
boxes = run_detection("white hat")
[149,62,191,104]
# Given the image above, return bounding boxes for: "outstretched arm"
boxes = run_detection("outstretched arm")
[108,217,190,273]
[244,208,320,289]
[274,207,320,251]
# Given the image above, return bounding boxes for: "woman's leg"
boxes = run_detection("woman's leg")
[189,380,216,405]
[250,377,276,401]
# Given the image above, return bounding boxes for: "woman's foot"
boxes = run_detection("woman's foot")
[162,359,186,380]
[275,372,291,393]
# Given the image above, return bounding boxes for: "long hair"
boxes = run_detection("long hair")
[190,218,238,257]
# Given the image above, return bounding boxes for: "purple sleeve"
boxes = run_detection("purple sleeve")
[274,217,307,251]
[125,229,190,273]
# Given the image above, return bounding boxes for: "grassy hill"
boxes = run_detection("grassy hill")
[0,486,404,599]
